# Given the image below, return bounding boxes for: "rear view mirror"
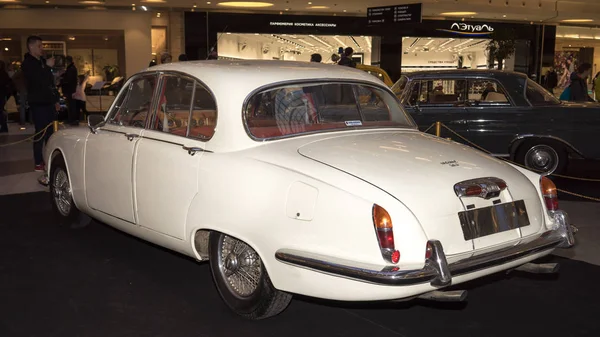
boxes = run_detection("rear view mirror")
[88,114,106,134]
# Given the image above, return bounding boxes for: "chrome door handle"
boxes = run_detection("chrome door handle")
[447,120,467,125]
[183,146,204,156]
[124,133,139,141]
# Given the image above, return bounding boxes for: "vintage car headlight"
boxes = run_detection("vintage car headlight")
[372,204,400,264]
[540,176,558,212]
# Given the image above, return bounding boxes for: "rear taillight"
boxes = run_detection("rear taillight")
[540,176,558,211]
[372,204,400,264]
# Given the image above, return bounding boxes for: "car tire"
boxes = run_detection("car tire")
[49,155,91,228]
[208,231,292,320]
[515,141,568,175]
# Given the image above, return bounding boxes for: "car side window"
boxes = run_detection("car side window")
[411,79,467,106]
[148,74,195,137]
[188,81,218,140]
[108,73,158,128]
[468,79,511,106]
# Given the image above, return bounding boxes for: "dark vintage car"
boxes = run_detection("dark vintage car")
[391,70,600,174]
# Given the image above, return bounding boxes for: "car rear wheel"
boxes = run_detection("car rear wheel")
[209,231,292,320]
[516,142,567,175]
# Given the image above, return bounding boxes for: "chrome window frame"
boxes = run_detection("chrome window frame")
[144,70,219,142]
[465,77,516,108]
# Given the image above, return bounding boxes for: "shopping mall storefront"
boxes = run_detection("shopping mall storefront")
[184,12,554,83]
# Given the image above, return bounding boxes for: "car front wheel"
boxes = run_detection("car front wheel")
[516,142,568,175]
[209,231,292,320]
[49,154,91,228]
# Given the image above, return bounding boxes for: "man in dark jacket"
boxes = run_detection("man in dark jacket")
[60,55,78,125]
[21,35,60,172]
[338,47,357,68]
[569,63,595,102]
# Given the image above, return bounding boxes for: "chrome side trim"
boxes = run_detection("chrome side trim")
[275,210,575,287]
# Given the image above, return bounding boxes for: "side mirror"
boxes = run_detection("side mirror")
[88,114,106,134]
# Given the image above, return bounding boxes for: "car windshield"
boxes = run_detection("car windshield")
[245,82,416,139]
[391,75,409,98]
[525,78,561,106]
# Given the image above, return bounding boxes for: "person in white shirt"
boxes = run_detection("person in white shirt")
[71,74,88,123]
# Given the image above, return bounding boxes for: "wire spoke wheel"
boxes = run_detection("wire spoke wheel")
[218,235,263,298]
[52,168,72,217]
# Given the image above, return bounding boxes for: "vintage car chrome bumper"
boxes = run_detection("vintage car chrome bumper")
[275,210,576,287]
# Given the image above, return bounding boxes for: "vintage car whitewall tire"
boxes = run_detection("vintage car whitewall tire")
[49,154,82,226]
[208,231,292,320]
[516,141,568,175]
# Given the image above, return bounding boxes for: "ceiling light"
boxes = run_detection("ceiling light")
[206,1,210,3]
[440,11,477,16]
[79,0,103,3]
[141,5,147,10]
[0,0,20,2]
[217,1,273,7]
[561,19,593,23]
[307,1,311,3]
[4,47,9,51]
[307,5,328,9]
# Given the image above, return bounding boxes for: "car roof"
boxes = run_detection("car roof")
[402,69,528,79]
[144,60,387,93]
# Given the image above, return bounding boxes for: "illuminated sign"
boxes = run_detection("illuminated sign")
[367,3,423,25]
[437,22,495,36]
[269,21,337,28]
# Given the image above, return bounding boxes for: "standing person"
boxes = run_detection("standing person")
[567,63,594,102]
[592,72,600,101]
[11,64,29,125]
[21,35,60,172]
[0,60,13,133]
[337,47,356,68]
[60,56,78,125]
[72,74,89,122]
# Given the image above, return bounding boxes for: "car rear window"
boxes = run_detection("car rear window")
[244,82,416,140]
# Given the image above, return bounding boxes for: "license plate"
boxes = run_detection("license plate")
[457,200,530,241]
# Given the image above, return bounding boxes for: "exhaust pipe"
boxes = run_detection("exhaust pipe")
[514,262,559,274]
[418,290,467,302]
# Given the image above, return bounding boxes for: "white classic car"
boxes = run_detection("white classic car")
[45,60,576,320]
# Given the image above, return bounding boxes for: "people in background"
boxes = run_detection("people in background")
[331,54,340,64]
[0,60,13,133]
[21,35,60,172]
[545,68,558,92]
[207,50,218,60]
[178,54,188,62]
[72,74,89,122]
[568,63,594,102]
[60,55,78,125]
[148,59,157,67]
[593,72,600,101]
[310,53,322,63]
[11,63,29,125]
[161,52,172,64]
[481,82,496,100]
[337,47,356,68]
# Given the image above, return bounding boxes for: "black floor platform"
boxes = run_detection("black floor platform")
[1,192,599,337]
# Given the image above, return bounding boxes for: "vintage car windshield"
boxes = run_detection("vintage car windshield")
[391,75,409,97]
[244,82,416,139]
[525,78,561,106]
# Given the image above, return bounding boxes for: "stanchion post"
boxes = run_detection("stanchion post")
[53,120,59,132]
[435,121,441,137]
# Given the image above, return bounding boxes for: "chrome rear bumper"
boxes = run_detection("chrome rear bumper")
[275,210,576,287]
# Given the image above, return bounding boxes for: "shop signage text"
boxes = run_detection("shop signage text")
[269,21,337,28]
[437,22,495,36]
[367,3,423,25]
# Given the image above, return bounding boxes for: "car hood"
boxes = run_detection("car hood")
[297,130,543,255]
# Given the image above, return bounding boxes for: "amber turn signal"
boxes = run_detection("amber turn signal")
[540,176,558,211]
[373,204,392,229]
